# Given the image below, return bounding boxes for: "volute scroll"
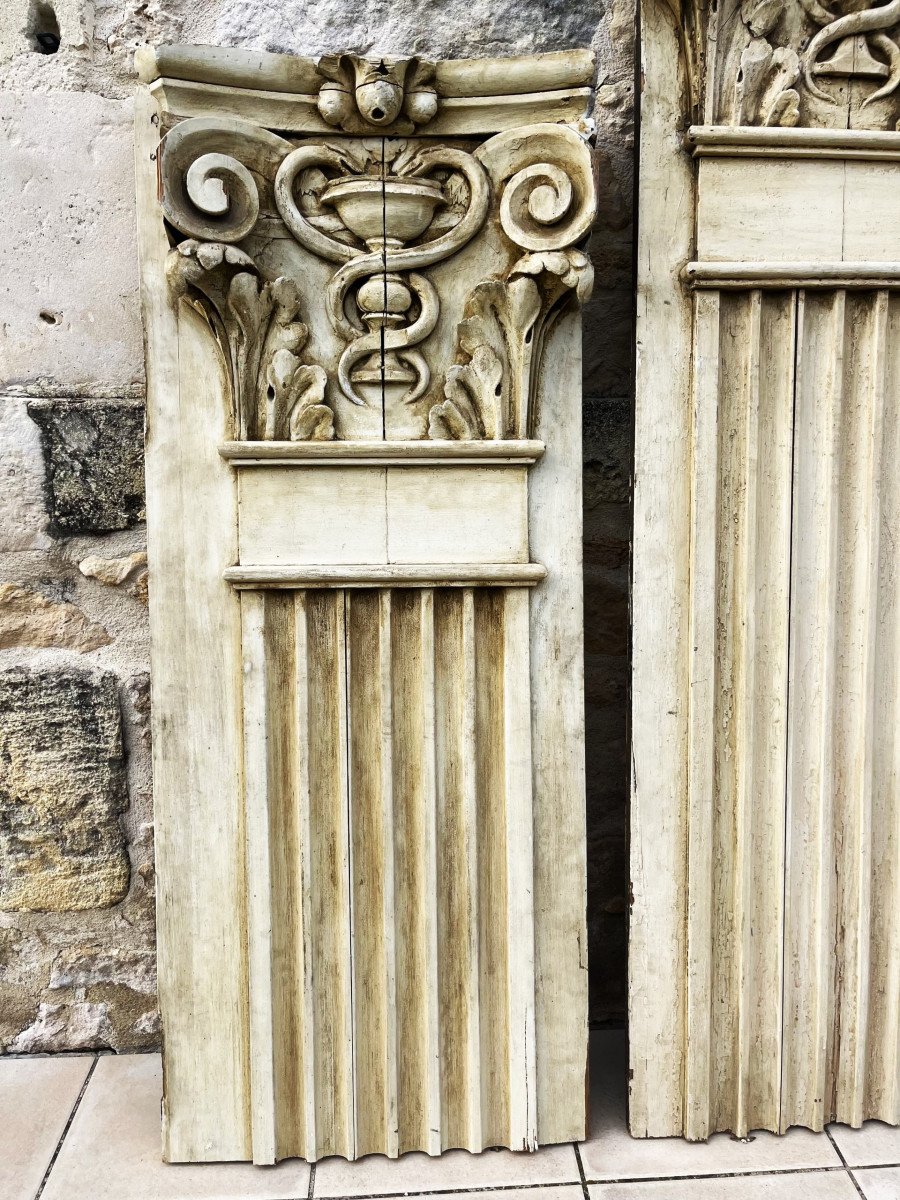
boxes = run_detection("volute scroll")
[156,85,596,442]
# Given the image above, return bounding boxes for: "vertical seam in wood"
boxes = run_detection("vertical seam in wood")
[294,592,318,1160]
[820,290,846,1125]
[341,590,357,1159]
[848,290,887,1120]
[777,289,800,1136]
[462,588,483,1149]
[685,289,720,1140]
[241,592,278,1164]
[380,135,387,438]
[502,587,537,1150]
[735,290,762,1137]
[381,590,400,1156]
[420,589,443,1153]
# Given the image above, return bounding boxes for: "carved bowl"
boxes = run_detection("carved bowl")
[321,177,444,245]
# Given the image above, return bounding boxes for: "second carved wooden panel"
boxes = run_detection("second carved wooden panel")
[685,286,900,1138]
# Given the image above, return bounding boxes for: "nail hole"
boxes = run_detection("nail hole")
[39,310,59,325]
[494,382,502,396]
[525,328,533,344]
[266,385,275,400]
[31,1,60,53]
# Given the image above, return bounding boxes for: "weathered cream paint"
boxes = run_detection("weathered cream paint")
[632,0,900,1143]
[136,46,596,1163]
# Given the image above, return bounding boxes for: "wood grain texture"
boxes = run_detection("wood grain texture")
[147,76,592,137]
[529,310,587,1144]
[237,466,529,567]
[139,45,592,1161]
[233,586,546,1158]
[635,0,900,1141]
[136,90,253,1164]
[637,263,900,1140]
[220,439,545,464]
[629,0,695,1138]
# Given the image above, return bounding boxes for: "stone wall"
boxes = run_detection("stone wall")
[0,0,634,1051]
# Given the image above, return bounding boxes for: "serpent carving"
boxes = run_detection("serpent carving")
[802,0,900,106]
[158,112,596,433]
[275,143,490,407]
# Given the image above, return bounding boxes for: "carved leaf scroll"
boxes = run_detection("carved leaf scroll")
[158,111,596,444]
[161,117,293,242]
[429,124,596,441]
[166,240,333,441]
[736,39,802,126]
[267,351,332,441]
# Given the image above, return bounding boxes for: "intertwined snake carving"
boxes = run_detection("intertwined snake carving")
[801,0,900,106]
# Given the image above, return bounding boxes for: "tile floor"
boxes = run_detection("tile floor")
[3,1031,899,1199]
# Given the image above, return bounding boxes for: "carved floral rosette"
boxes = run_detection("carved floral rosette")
[156,64,596,443]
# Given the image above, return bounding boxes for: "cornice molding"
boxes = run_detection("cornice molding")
[135,44,595,134]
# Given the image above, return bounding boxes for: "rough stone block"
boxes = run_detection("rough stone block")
[27,399,145,534]
[0,92,143,396]
[0,582,111,651]
[0,669,130,912]
[212,0,602,58]
[7,1001,114,1052]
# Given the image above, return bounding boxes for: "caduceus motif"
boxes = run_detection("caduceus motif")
[800,0,900,106]
[274,141,490,408]
[158,118,490,415]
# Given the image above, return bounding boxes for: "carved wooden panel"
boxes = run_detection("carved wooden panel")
[135,44,596,1164]
[632,0,900,1143]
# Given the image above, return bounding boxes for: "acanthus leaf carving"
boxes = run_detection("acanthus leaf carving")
[724,0,900,128]
[158,116,596,443]
[166,239,334,441]
[268,350,332,441]
[259,278,333,441]
[429,124,595,442]
[430,344,505,440]
[429,248,593,441]
[735,38,801,127]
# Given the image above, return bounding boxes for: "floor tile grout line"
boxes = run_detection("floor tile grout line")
[33,1053,98,1200]
[296,1160,865,1200]
[268,1157,900,1200]
[310,1179,583,1200]
[581,1163,853,1186]
[573,1141,591,1200]
[825,1127,867,1198]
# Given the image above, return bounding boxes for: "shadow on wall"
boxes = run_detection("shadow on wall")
[582,131,635,1022]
